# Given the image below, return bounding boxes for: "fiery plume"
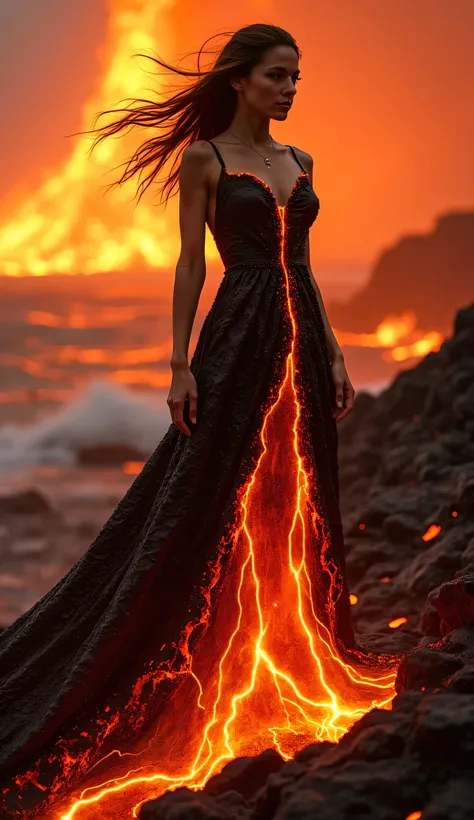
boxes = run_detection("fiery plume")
[0,0,218,277]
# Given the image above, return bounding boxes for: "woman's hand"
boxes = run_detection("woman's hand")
[331,356,355,422]
[167,362,198,437]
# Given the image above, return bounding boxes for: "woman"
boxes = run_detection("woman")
[0,23,397,819]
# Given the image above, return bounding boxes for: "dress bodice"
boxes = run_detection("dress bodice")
[208,141,320,274]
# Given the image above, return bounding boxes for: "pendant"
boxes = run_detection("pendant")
[264,157,271,167]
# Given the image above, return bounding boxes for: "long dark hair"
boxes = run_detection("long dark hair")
[89,23,300,204]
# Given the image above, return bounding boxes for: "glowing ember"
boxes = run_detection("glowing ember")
[389,617,408,629]
[405,812,422,820]
[122,461,145,475]
[422,524,441,542]
[349,594,358,605]
[380,577,391,583]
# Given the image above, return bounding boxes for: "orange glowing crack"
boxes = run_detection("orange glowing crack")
[422,524,441,541]
[389,617,408,629]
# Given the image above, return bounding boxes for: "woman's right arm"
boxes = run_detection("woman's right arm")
[167,141,210,436]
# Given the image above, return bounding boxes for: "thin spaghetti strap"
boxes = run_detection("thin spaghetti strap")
[208,140,226,170]
[287,145,306,174]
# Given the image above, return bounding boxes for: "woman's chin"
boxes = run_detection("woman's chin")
[272,108,289,119]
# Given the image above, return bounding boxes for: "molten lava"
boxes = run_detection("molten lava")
[333,310,443,362]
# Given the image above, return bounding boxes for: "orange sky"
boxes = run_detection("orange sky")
[171,0,474,266]
[0,0,473,286]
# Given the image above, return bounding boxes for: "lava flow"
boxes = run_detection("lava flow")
[22,203,399,820]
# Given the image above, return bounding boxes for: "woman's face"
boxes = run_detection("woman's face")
[233,45,300,119]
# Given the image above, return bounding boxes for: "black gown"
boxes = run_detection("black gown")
[0,142,397,819]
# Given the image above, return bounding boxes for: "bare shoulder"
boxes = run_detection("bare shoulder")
[290,145,314,174]
[179,140,216,179]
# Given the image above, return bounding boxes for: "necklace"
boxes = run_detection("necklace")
[228,129,275,167]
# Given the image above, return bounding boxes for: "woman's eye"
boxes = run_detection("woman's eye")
[269,73,302,83]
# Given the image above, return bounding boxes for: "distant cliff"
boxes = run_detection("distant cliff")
[327,211,474,333]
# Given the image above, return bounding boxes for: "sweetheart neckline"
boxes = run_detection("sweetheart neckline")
[220,166,309,210]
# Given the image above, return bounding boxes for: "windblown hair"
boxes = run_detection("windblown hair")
[89,23,300,204]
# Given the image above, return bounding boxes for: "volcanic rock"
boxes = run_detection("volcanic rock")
[395,647,464,692]
[203,749,285,800]
[139,786,247,819]
[338,304,474,649]
[424,572,474,636]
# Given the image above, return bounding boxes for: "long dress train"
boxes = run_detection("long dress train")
[0,142,397,818]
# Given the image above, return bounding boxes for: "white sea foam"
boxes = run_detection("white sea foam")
[0,381,171,472]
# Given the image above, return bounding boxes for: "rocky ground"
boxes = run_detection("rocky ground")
[1,303,473,819]
[138,302,474,818]
[338,301,474,655]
